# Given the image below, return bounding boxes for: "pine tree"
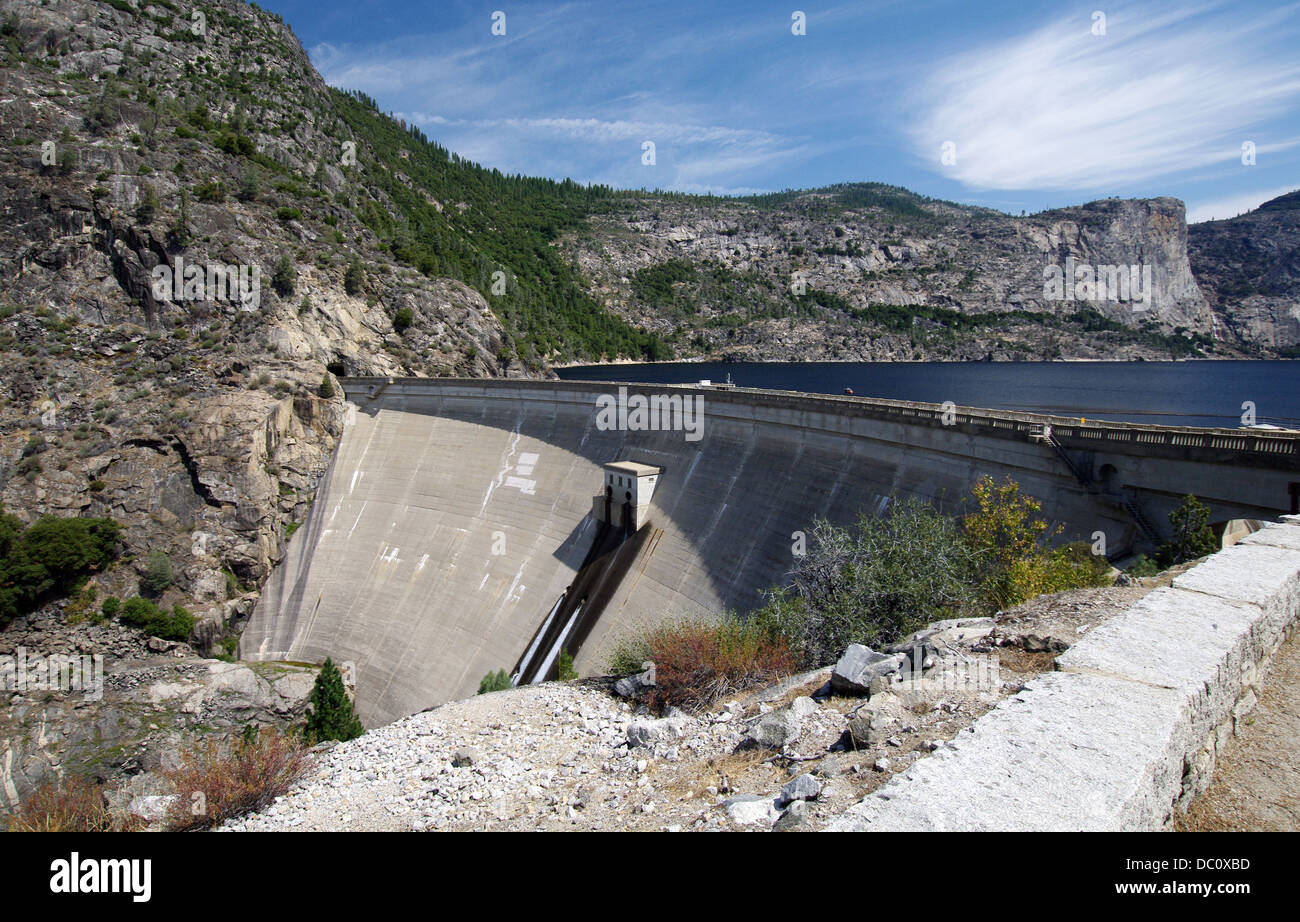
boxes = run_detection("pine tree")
[344,258,365,295]
[272,253,297,297]
[304,658,363,743]
[1156,495,1218,567]
[557,649,577,681]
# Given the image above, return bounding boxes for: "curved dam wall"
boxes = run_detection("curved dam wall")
[241,378,1299,726]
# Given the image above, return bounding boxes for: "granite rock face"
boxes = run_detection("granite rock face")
[1188,189,1300,350]
[567,192,1253,361]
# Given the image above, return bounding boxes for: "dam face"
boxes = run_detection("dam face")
[241,379,1299,726]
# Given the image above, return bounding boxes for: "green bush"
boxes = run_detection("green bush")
[477,669,512,694]
[1126,554,1160,578]
[557,649,578,681]
[101,596,121,618]
[1000,541,1112,602]
[745,478,1115,670]
[392,306,414,333]
[271,253,296,297]
[0,511,121,628]
[140,550,173,594]
[304,658,363,742]
[343,259,364,295]
[317,374,335,399]
[753,498,978,668]
[117,596,193,641]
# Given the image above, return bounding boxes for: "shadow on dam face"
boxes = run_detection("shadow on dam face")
[239,379,1298,727]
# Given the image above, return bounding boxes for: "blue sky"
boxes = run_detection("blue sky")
[259,0,1300,221]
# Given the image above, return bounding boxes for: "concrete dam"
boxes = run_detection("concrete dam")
[240,378,1300,726]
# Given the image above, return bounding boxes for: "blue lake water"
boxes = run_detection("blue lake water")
[555,361,1300,429]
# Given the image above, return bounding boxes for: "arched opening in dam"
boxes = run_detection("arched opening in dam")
[240,379,1300,727]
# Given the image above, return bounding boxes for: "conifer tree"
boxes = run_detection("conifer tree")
[305,658,363,742]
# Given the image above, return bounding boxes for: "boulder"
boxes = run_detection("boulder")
[451,747,481,768]
[743,705,802,750]
[614,661,656,700]
[1023,634,1070,653]
[789,695,819,719]
[889,617,996,655]
[723,794,778,826]
[627,711,690,748]
[127,794,178,823]
[779,773,822,806]
[846,712,890,749]
[832,645,907,696]
[774,799,814,831]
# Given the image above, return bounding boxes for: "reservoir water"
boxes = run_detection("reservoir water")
[556,361,1300,429]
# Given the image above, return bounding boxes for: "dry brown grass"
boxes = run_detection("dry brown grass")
[995,648,1060,677]
[5,775,142,832]
[164,726,313,831]
[765,677,832,712]
[640,618,798,714]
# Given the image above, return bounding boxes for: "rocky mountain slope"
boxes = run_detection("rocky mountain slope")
[1189,189,1300,353]
[567,189,1249,362]
[0,0,579,660]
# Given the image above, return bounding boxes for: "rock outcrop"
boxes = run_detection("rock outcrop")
[1188,189,1300,350]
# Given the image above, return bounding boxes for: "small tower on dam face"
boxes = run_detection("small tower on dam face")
[594,461,663,531]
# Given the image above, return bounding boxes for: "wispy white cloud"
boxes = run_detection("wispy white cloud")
[1186,184,1299,222]
[910,3,1300,191]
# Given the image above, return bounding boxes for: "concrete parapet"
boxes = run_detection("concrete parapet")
[828,518,1300,831]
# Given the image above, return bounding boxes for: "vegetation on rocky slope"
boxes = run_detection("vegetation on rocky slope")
[610,476,1113,710]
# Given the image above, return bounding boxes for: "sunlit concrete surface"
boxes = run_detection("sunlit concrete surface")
[242,379,1299,725]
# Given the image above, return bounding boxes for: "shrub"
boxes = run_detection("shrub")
[101,596,121,618]
[1001,541,1112,602]
[557,649,578,681]
[140,550,173,593]
[317,373,335,399]
[304,658,363,743]
[392,306,414,333]
[5,776,139,832]
[343,259,364,295]
[1126,554,1160,578]
[1156,494,1218,568]
[0,511,121,629]
[961,475,1057,610]
[271,253,296,297]
[163,727,312,831]
[215,131,255,157]
[605,633,651,677]
[627,615,796,713]
[118,596,193,641]
[478,669,512,694]
[754,498,978,667]
[236,170,259,202]
[136,182,159,223]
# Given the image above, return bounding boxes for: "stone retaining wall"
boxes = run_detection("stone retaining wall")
[828,515,1300,831]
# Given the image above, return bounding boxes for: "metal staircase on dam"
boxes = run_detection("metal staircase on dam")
[1029,425,1163,547]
